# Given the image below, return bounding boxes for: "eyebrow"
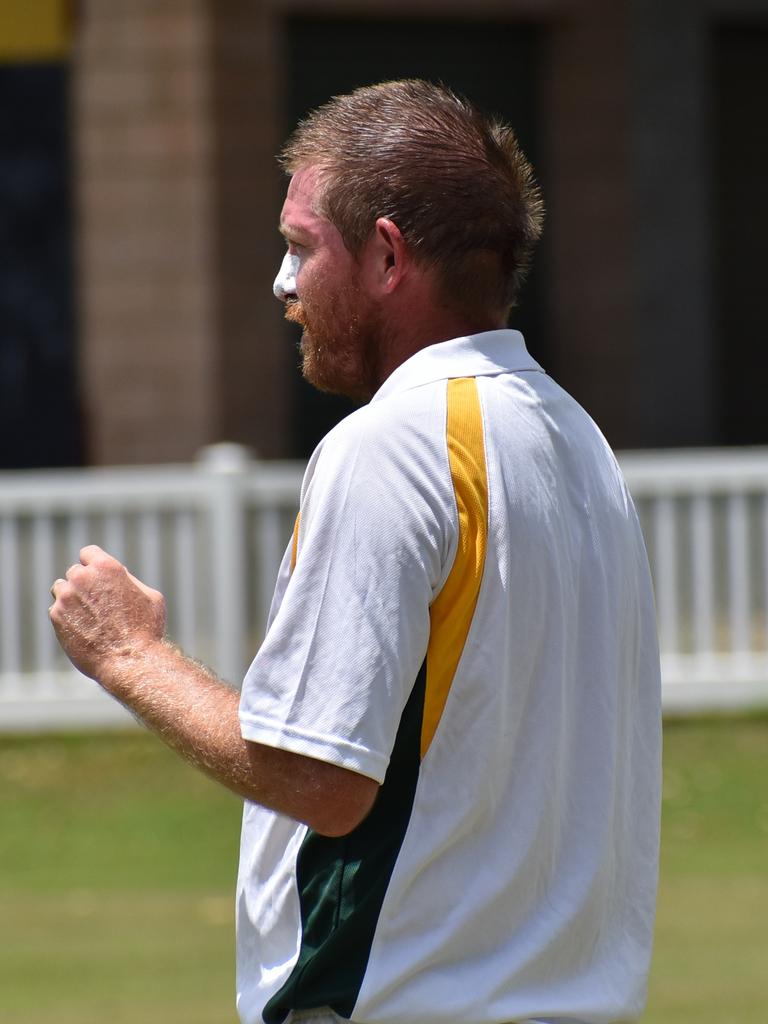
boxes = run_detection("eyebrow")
[278,221,316,243]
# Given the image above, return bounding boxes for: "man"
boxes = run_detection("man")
[50,80,661,1024]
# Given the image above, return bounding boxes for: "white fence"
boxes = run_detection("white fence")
[620,448,768,712]
[0,445,303,731]
[1,444,767,731]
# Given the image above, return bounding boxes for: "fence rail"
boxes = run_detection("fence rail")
[1,444,767,731]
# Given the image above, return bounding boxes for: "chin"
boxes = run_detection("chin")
[297,316,379,403]
[301,353,370,404]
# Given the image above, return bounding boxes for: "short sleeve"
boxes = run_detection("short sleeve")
[238,395,454,783]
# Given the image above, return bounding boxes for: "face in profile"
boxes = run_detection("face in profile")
[276,167,384,403]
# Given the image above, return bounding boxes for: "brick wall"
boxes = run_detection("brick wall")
[546,0,636,447]
[77,0,214,463]
[209,1,289,459]
[75,0,741,460]
[76,0,289,464]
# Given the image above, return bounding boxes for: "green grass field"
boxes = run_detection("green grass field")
[0,715,766,1023]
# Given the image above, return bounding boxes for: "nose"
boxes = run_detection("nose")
[273,252,300,301]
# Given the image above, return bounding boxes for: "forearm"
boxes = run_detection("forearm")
[49,547,378,834]
[99,639,257,800]
[97,639,377,835]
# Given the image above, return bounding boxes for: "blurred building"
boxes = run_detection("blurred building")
[1,0,767,467]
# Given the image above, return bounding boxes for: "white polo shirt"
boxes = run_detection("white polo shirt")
[237,330,661,1024]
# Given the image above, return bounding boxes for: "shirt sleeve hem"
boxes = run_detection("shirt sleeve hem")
[239,712,390,784]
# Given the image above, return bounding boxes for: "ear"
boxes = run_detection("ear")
[366,217,409,294]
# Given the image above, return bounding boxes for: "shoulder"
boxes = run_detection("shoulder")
[306,383,450,492]
[330,381,446,446]
[295,382,458,571]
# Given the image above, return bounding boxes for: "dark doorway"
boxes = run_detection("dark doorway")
[0,63,81,468]
[713,25,768,445]
[281,17,547,457]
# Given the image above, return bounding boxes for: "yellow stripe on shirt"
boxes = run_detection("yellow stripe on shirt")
[290,512,300,572]
[421,377,489,759]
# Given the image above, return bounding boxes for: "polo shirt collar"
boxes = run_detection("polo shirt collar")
[371,330,545,403]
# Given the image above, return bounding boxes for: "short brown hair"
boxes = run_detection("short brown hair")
[280,79,544,316]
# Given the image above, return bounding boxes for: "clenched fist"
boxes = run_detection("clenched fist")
[49,545,166,683]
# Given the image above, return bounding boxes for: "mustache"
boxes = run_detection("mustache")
[284,300,307,328]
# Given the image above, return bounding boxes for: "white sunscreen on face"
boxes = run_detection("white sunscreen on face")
[273,252,301,300]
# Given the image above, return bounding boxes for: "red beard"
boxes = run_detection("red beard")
[283,295,381,403]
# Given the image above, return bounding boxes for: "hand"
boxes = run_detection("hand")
[49,545,166,683]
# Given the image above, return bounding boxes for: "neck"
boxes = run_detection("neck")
[375,310,506,389]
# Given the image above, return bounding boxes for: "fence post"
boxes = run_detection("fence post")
[198,444,252,687]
